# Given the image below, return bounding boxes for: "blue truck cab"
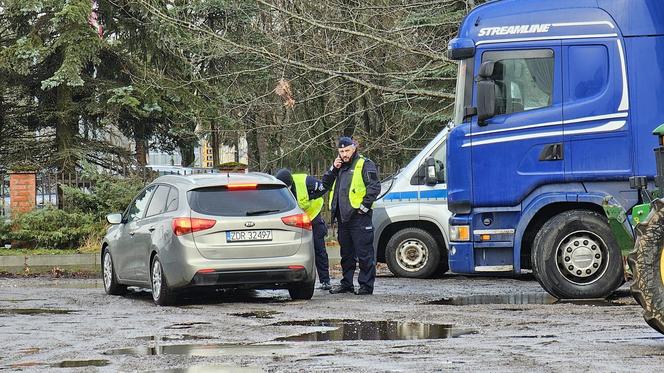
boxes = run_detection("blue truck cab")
[446,0,664,298]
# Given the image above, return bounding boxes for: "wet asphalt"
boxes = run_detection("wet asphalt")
[0,269,662,372]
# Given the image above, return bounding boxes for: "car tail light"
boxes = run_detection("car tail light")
[172,217,216,236]
[281,213,312,230]
[227,183,257,191]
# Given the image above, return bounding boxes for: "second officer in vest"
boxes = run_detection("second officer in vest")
[323,136,381,295]
[275,168,332,290]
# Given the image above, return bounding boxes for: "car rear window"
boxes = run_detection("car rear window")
[188,185,297,216]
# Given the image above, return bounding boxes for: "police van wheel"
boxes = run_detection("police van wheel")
[386,228,441,279]
[531,210,623,299]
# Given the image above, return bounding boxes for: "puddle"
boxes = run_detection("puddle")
[53,359,109,368]
[424,293,629,306]
[0,308,77,315]
[5,359,109,369]
[0,298,47,303]
[273,320,477,341]
[135,335,214,342]
[165,322,212,330]
[40,280,103,289]
[19,348,40,354]
[150,365,264,373]
[8,361,49,369]
[105,343,288,357]
[230,311,281,319]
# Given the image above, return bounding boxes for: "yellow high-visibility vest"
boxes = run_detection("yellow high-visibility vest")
[292,174,324,220]
[329,156,367,210]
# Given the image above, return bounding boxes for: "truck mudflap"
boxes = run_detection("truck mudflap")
[629,198,664,335]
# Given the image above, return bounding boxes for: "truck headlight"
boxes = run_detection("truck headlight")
[450,225,470,241]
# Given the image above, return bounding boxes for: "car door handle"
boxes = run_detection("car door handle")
[129,232,136,236]
[149,227,155,232]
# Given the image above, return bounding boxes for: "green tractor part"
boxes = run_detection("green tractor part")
[602,200,637,257]
[628,198,664,335]
[626,124,664,335]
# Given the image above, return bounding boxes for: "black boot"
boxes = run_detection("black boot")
[329,284,354,294]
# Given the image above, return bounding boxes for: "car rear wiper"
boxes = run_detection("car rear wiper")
[246,209,280,216]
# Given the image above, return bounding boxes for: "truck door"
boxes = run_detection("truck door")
[562,39,632,179]
[471,44,564,207]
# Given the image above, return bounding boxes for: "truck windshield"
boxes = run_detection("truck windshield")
[453,59,472,125]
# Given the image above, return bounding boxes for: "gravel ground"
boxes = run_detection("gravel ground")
[0,269,662,372]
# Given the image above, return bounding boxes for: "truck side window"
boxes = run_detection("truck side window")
[484,49,554,116]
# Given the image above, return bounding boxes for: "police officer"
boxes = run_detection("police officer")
[323,137,381,295]
[275,168,331,290]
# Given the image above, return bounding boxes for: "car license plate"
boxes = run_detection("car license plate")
[226,230,273,242]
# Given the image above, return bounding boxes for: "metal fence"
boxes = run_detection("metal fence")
[2,160,399,217]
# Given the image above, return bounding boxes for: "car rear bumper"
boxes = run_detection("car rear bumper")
[161,237,316,288]
[190,267,310,288]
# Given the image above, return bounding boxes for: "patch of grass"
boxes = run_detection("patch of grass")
[0,248,81,256]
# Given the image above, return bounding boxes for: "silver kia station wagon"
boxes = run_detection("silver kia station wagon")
[101,173,316,305]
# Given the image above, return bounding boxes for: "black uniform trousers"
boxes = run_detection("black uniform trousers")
[312,215,330,283]
[337,212,376,291]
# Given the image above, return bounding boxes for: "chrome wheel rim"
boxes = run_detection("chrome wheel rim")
[152,260,162,301]
[396,239,428,272]
[103,252,113,292]
[555,230,608,285]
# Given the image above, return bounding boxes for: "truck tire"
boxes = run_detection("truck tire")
[628,199,664,335]
[385,228,442,278]
[532,210,623,299]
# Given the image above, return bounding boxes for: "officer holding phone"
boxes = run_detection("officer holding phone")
[322,137,381,295]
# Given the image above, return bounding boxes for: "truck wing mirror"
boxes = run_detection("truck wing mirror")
[478,61,495,78]
[476,61,496,125]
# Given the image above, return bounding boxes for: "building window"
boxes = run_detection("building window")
[207,149,213,154]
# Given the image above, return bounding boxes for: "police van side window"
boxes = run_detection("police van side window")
[483,49,554,116]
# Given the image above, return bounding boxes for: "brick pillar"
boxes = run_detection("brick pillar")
[9,171,36,216]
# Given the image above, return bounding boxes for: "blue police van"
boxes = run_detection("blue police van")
[446,0,664,298]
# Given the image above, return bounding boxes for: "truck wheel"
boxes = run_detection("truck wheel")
[532,210,623,299]
[386,228,441,278]
[629,199,664,335]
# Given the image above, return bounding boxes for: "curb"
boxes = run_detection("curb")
[0,253,99,274]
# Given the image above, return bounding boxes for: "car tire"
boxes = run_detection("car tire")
[385,228,441,278]
[151,255,176,306]
[628,200,664,335]
[532,210,623,299]
[288,280,315,300]
[102,249,127,296]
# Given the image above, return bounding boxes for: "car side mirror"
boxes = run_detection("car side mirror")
[425,157,438,186]
[476,61,496,126]
[106,213,123,225]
